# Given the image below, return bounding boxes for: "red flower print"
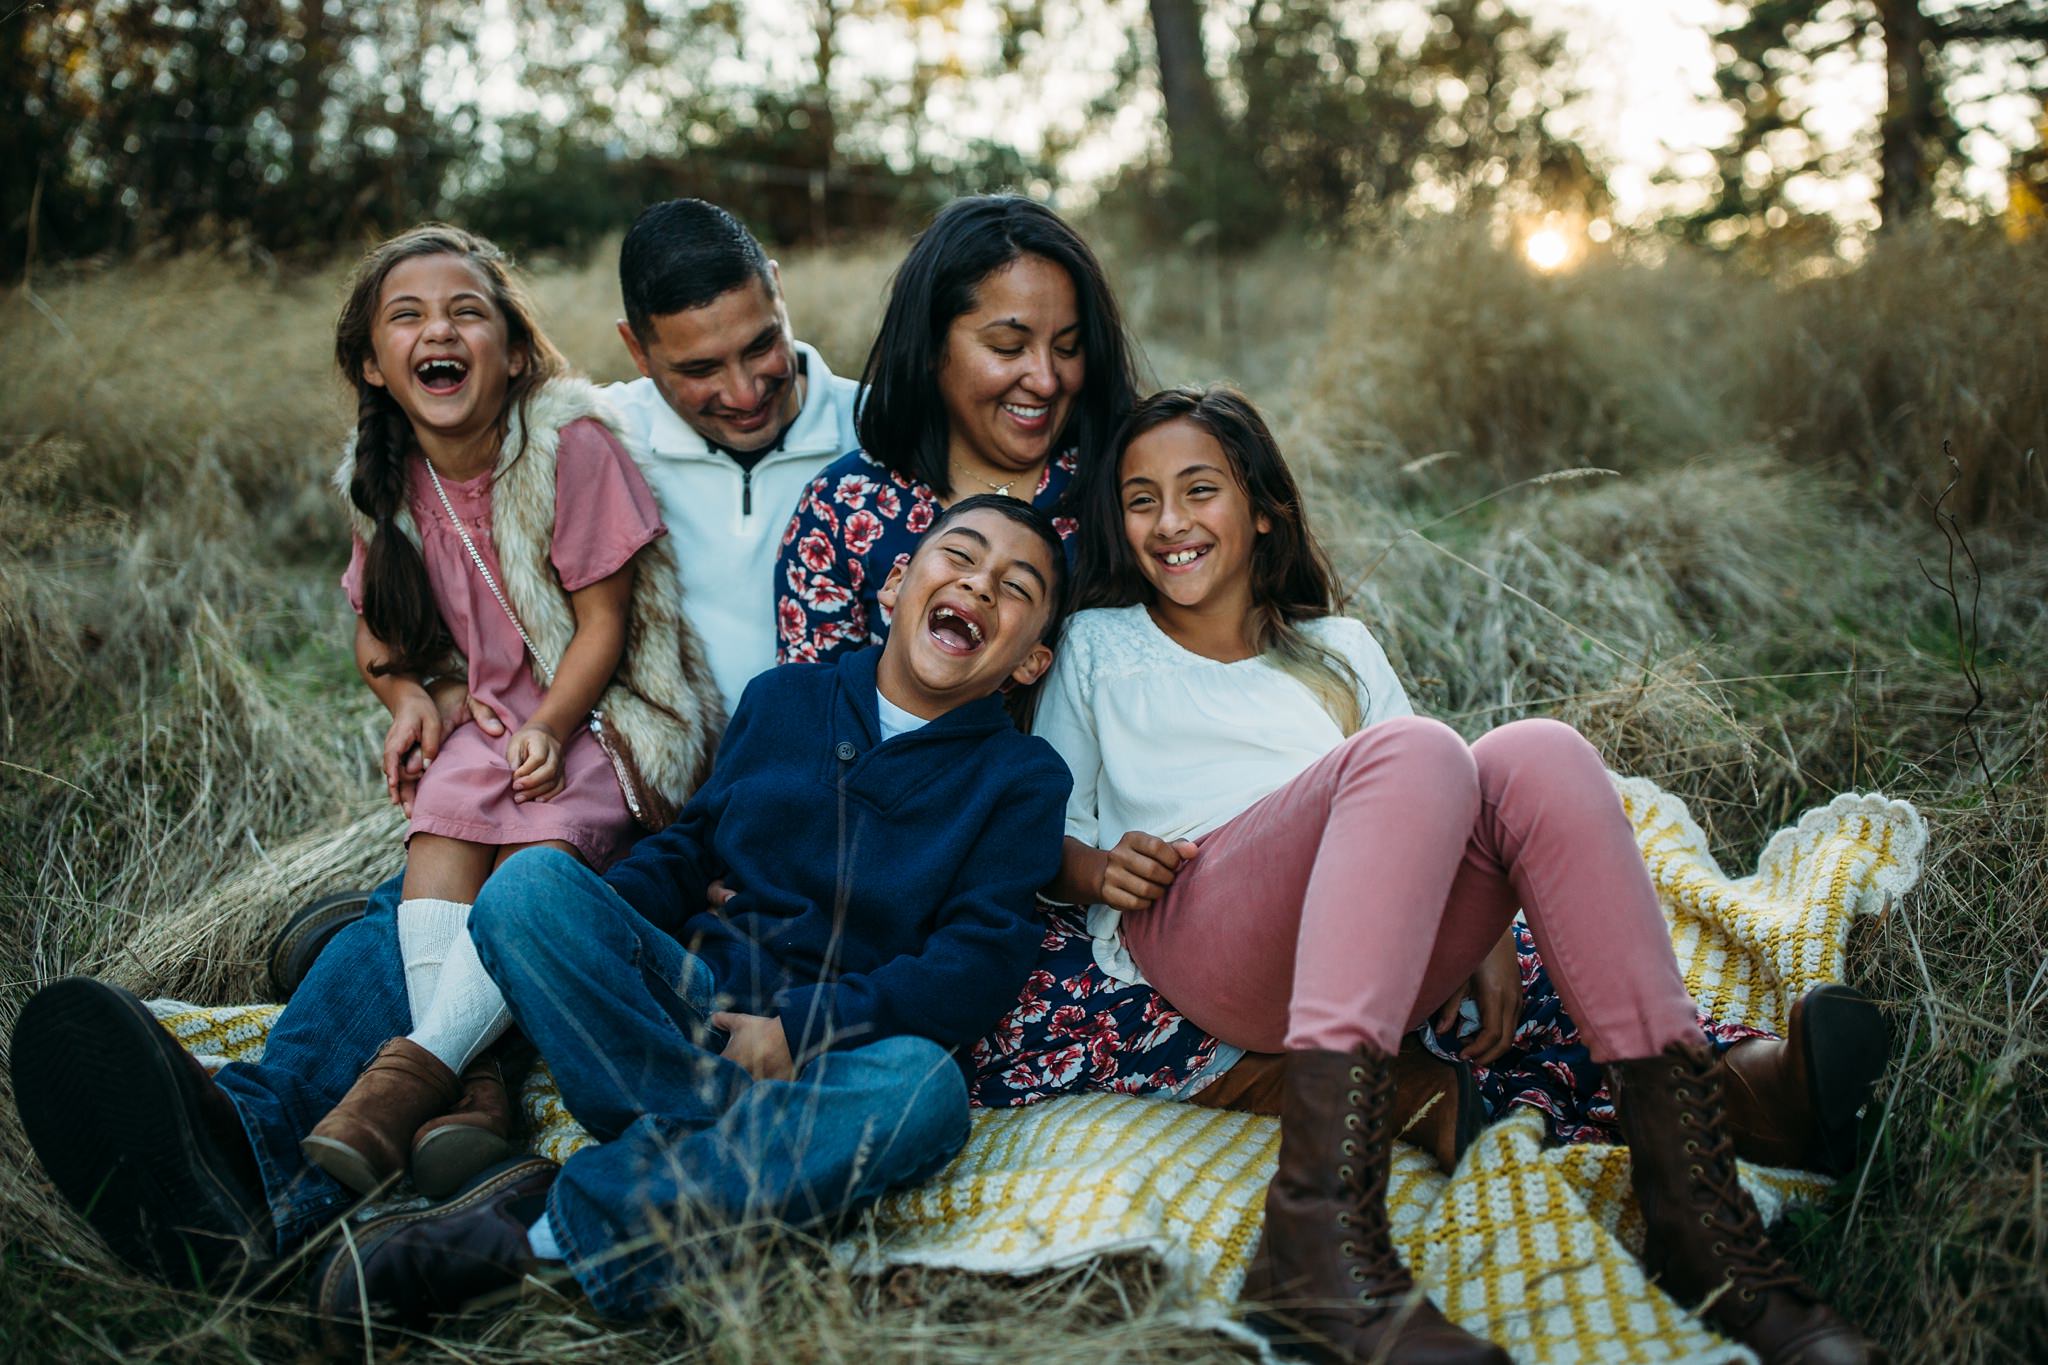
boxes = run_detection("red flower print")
[874,486,902,519]
[777,598,806,643]
[847,556,865,590]
[804,490,840,534]
[1047,1004,1089,1037]
[802,575,852,613]
[905,497,934,533]
[844,509,884,555]
[782,517,800,547]
[798,529,835,574]
[1055,451,1078,473]
[785,561,807,596]
[1039,1045,1086,1087]
[1060,971,1097,998]
[1053,516,1079,540]
[835,473,877,508]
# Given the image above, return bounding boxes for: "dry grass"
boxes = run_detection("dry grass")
[2,223,2044,1360]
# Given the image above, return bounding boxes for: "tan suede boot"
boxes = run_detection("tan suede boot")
[1718,985,1890,1176]
[1242,1046,1509,1364]
[411,1054,517,1200]
[303,1038,461,1196]
[1611,1040,1888,1364]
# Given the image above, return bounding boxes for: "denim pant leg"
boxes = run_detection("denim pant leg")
[547,1035,970,1320]
[467,848,748,1139]
[211,868,409,1251]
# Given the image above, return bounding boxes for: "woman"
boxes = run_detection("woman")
[1026,384,1881,1364]
[774,193,1135,662]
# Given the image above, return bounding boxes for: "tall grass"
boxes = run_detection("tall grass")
[1,223,2042,1360]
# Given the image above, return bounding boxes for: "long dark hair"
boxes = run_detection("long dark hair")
[334,224,565,676]
[1076,385,1368,731]
[856,194,1140,499]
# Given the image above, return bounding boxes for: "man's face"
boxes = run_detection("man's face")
[618,267,801,452]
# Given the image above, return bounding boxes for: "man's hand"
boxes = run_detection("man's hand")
[1097,831,1201,912]
[1432,927,1523,1065]
[507,722,564,802]
[712,1011,796,1081]
[382,688,443,816]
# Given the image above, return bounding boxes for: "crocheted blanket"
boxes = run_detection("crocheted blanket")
[152,776,1925,1363]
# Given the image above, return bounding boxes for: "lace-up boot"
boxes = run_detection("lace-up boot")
[1611,1040,1888,1364]
[1242,1045,1509,1364]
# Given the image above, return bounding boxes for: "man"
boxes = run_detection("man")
[6,200,861,1294]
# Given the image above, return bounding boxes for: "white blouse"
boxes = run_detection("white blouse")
[1031,604,1413,983]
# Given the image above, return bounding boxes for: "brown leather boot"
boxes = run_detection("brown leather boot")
[411,1054,517,1200]
[1718,985,1890,1176]
[1242,1046,1509,1364]
[1199,1042,1483,1175]
[302,1038,460,1197]
[1611,1041,1888,1364]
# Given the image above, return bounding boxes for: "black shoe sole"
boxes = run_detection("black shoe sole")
[10,978,276,1291]
[1800,984,1892,1176]
[267,890,374,1002]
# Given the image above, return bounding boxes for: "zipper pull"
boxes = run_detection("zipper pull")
[742,466,754,517]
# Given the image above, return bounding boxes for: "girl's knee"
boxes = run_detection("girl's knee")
[1475,718,1602,778]
[1341,715,1480,801]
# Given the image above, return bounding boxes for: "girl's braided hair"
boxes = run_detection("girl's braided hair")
[334,224,565,676]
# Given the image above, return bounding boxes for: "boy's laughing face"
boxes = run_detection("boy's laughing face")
[875,508,1057,718]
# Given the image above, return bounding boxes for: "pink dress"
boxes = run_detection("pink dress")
[344,418,666,869]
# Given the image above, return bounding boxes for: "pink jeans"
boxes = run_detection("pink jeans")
[1122,716,1701,1062]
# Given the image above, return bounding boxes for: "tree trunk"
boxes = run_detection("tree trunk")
[1876,0,1933,227]
[1148,0,1223,168]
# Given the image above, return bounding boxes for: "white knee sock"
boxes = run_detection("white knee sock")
[396,897,471,1026]
[405,914,512,1074]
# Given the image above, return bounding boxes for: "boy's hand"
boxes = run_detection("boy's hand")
[383,688,443,816]
[1098,832,1201,912]
[507,722,564,802]
[712,1011,796,1081]
[1432,927,1523,1065]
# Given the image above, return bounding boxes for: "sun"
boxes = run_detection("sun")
[1524,226,1572,273]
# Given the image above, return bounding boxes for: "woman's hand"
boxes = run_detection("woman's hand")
[1432,927,1523,1065]
[1098,831,1202,912]
[382,687,443,816]
[711,1011,796,1081]
[506,721,564,802]
[427,676,506,741]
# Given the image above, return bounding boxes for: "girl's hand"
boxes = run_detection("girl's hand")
[711,1011,796,1081]
[427,677,506,741]
[382,688,444,816]
[1432,927,1523,1065]
[1098,831,1201,912]
[506,722,564,802]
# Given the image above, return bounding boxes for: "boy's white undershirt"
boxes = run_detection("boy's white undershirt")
[875,688,932,741]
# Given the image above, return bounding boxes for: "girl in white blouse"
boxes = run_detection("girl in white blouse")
[1032,386,1878,1365]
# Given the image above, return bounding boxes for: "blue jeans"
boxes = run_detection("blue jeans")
[211,871,410,1251]
[470,849,970,1320]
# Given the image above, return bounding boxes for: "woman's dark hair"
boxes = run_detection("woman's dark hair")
[856,194,1140,499]
[334,223,565,677]
[923,493,1070,645]
[1075,385,1368,731]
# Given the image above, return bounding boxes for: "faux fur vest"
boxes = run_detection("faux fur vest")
[335,377,725,826]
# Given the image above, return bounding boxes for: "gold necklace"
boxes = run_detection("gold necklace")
[953,458,1045,500]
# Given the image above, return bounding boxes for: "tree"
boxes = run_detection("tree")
[1700,0,2048,241]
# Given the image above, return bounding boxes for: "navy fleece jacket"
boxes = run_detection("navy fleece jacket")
[602,646,1071,1061]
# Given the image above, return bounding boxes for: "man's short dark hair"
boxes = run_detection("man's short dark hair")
[620,200,774,341]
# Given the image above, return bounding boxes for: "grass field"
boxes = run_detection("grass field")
[1,222,2043,1360]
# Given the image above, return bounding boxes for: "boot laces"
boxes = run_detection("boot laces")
[1337,1061,1413,1296]
[1673,1053,1811,1305]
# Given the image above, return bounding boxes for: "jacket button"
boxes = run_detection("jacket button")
[835,741,857,761]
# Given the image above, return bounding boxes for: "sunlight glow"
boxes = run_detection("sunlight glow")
[1524,227,1573,272]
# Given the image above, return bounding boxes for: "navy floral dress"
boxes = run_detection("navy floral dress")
[771,450,1772,1141]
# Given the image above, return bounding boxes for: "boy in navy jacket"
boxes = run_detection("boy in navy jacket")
[310,496,1073,1339]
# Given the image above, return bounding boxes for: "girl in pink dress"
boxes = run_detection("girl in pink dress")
[302,225,720,1201]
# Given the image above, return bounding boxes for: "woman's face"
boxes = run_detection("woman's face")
[937,253,1085,478]
[1119,417,1268,614]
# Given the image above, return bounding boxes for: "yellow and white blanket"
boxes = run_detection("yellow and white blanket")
[153,776,1925,1364]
